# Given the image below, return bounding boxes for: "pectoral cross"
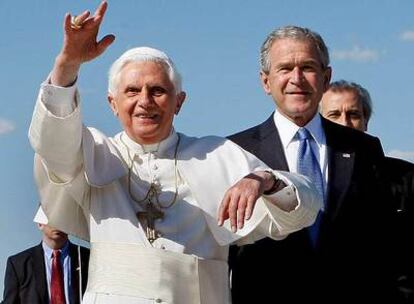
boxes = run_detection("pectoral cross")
[137,202,164,243]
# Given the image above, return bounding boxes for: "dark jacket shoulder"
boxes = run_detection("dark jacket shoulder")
[322,117,383,155]
[6,243,43,267]
[227,114,278,157]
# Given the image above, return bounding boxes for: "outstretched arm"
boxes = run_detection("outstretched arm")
[51,1,115,87]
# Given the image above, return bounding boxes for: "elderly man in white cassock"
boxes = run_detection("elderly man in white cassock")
[29,2,322,303]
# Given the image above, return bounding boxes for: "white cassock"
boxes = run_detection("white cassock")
[29,81,322,304]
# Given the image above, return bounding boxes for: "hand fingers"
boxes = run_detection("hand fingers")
[228,193,240,233]
[218,178,260,232]
[236,196,247,230]
[94,1,108,24]
[74,10,91,25]
[96,34,116,55]
[70,1,107,31]
[217,194,230,226]
[244,195,256,221]
[63,13,72,32]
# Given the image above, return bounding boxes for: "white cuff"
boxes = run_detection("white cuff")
[40,77,78,117]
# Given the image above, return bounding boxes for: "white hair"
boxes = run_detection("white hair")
[260,25,330,74]
[108,46,183,95]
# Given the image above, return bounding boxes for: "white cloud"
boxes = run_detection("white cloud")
[332,45,380,62]
[0,118,15,135]
[387,150,414,163]
[400,30,414,41]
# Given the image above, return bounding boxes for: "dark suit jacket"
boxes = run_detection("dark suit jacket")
[2,242,89,304]
[382,157,414,302]
[228,114,397,303]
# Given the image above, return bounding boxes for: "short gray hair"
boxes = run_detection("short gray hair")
[260,25,330,74]
[108,47,183,95]
[328,80,373,123]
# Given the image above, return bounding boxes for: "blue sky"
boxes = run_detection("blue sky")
[1,0,414,295]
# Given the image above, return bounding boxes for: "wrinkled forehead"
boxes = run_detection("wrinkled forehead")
[270,38,323,64]
[271,37,323,65]
[323,90,362,110]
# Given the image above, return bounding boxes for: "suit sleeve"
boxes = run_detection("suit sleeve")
[2,257,21,304]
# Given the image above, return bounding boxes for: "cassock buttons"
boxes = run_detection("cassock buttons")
[155,299,162,303]
[133,155,143,164]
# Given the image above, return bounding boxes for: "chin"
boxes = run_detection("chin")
[130,127,157,141]
[132,125,171,144]
[133,133,163,145]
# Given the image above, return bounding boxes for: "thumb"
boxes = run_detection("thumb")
[96,34,116,56]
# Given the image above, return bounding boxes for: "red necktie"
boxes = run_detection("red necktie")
[51,250,66,304]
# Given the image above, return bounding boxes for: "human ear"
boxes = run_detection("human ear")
[260,71,272,95]
[108,94,118,116]
[175,92,186,115]
[323,67,332,91]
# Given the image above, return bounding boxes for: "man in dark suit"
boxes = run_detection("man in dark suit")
[2,207,89,304]
[321,80,414,303]
[228,26,394,303]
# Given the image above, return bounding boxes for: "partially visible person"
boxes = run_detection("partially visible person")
[321,79,414,303]
[2,206,89,304]
[320,80,371,131]
[228,26,393,303]
[29,2,321,303]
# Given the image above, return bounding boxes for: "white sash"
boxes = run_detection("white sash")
[84,242,230,304]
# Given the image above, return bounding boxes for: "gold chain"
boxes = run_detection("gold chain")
[121,134,181,210]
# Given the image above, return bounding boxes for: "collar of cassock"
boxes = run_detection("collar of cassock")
[82,128,179,187]
[120,129,179,158]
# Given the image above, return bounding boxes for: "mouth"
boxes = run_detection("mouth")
[134,113,159,120]
[286,91,310,95]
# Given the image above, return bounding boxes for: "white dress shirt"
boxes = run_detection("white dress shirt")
[42,241,71,304]
[273,110,328,206]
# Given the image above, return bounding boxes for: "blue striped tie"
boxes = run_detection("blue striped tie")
[297,128,324,247]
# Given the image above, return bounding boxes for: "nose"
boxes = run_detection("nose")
[339,113,352,128]
[290,66,304,84]
[137,87,152,107]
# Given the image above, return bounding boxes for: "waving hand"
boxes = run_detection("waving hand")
[51,1,115,86]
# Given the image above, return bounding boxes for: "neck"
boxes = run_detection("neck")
[291,113,316,127]
[43,237,68,250]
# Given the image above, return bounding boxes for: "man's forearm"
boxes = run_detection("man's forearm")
[50,54,81,87]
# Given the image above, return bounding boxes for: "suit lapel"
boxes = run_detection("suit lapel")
[257,116,355,222]
[32,243,48,303]
[254,115,289,171]
[69,242,81,304]
[323,118,355,219]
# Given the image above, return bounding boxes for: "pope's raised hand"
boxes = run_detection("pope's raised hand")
[217,171,276,233]
[51,1,115,87]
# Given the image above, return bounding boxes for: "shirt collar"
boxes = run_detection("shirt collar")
[303,113,325,148]
[42,240,69,259]
[274,110,325,148]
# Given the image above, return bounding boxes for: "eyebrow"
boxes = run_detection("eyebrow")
[123,84,140,92]
[274,60,322,71]
[326,110,341,115]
